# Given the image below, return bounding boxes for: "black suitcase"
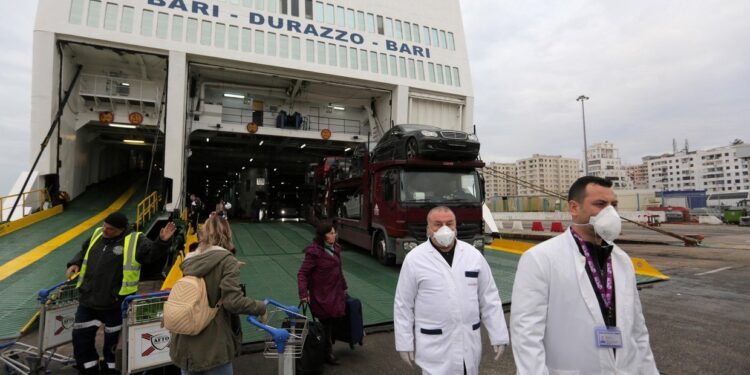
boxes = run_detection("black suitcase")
[295,304,326,375]
[333,295,364,349]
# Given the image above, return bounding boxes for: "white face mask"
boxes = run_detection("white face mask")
[431,225,456,248]
[589,205,622,243]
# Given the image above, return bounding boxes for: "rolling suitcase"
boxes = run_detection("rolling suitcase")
[333,295,364,348]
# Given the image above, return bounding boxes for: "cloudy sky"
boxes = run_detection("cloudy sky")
[1,1,748,193]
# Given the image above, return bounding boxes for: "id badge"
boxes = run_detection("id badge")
[595,327,623,348]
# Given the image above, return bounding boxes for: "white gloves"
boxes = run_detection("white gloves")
[399,351,415,367]
[493,345,506,360]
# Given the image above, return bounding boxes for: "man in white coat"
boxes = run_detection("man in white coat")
[394,206,509,375]
[511,176,659,375]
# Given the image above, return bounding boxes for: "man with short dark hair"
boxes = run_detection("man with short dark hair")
[510,176,658,374]
[65,212,176,374]
[394,206,509,374]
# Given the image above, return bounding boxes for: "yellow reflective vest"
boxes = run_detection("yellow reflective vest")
[76,227,142,295]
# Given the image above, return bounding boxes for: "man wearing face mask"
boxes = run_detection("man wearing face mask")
[394,206,509,375]
[510,176,658,375]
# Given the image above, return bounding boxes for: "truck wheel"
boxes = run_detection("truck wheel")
[405,138,419,159]
[375,232,394,266]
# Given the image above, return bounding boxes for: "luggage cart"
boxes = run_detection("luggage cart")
[120,291,171,375]
[0,280,78,374]
[247,299,308,375]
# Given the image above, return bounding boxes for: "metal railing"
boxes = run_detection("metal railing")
[135,191,160,231]
[1,189,52,222]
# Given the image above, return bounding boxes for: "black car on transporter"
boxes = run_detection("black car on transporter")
[371,124,480,162]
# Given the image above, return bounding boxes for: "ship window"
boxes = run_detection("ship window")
[200,20,212,46]
[305,39,315,62]
[255,0,265,11]
[279,34,289,57]
[346,9,355,29]
[379,53,388,75]
[215,23,226,47]
[359,49,368,71]
[356,11,365,31]
[431,28,439,48]
[187,18,199,43]
[305,0,313,19]
[328,43,337,66]
[339,45,348,66]
[156,13,169,39]
[436,64,444,83]
[422,26,430,46]
[172,15,184,41]
[325,4,334,24]
[408,59,416,79]
[69,0,84,25]
[120,6,135,33]
[376,15,384,35]
[87,0,102,28]
[241,27,252,51]
[395,20,403,40]
[349,47,358,69]
[427,62,435,82]
[444,65,452,85]
[141,10,154,37]
[399,57,407,78]
[404,22,412,41]
[244,0,253,7]
[228,25,239,49]
[291,0,300,16]
[389,55,397,76]
[277,0,285,14]
[412,23,420,43]
[267,32,277,56]
[103,3,118,31]
[291,36,301,59]
[385,17,393,37]
[452,67,460,86]
[370,51,378,73]
[366,13,375,33]
[439,30,447,48]
[317,41,326,64]
[417,61,425,81]
[254,29,265,54]
[447,32,455,50]
[314,2,323,22]
[336,6,345,27]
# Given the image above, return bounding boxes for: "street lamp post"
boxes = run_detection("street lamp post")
[577,95,590,175]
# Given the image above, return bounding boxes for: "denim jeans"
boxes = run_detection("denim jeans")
[181,362,233,375]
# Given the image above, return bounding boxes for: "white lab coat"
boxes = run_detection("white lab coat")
[510,229,659,375]
[394,239,509,375]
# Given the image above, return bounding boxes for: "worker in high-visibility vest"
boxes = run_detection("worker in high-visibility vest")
[65,212,176,375]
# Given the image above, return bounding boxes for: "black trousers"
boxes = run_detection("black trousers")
[320,317,342,356]
[71,305,122,369]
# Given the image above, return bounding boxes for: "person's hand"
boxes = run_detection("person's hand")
[399,351,414,367]
[301,296,310,304]
[159,222,177,241]
[493,345,506,360]
[66,265,79,280]
[259,310,269,325]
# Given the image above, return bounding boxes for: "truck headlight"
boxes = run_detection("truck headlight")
[473,239,484,249]
[403,241,419,251]
[468,134,479,141]
[420,130,438,137]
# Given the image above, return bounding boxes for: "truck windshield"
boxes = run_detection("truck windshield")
[400,171,481,204]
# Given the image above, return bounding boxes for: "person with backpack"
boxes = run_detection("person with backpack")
[297,221,349,366]
[169,213,267,375]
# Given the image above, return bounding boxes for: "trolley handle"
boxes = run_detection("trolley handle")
[263,298,301,317]
[121,290,171,318]
[246,316,290,354]
[37,278,74,303]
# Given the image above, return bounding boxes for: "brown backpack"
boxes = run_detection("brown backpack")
[163,275,219,335]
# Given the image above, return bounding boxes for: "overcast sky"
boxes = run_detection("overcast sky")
[1,1,748,193]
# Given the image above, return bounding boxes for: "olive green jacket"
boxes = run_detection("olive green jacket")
[169,246,266,371]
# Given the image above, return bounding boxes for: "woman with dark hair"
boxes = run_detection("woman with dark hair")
[297,221,348,365]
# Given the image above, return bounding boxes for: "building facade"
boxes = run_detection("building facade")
[586,141,633,189]
[482,162,517,197]
[625,163,649,190]
[645,143,750,194]
[515,154,581,196]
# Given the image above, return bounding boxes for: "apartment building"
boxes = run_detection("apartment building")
[516,154,581,196]
[586,141,634,189]
[482,162,518,197]
[625,163,649,190]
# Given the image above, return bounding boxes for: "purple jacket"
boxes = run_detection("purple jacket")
[297,242,348,320]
